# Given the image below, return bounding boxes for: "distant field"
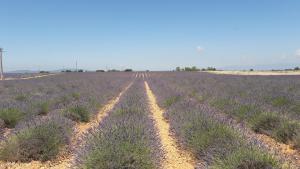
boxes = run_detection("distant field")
[207,70,300,75]
[3,73,57,80]
[0,72,299,169]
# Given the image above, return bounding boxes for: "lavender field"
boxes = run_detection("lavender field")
[0,72,299,169]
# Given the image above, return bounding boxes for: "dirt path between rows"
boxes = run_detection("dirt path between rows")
[145,81,195,169]
[0,82,133,169]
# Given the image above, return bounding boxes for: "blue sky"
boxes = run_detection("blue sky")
[1,0,300,71]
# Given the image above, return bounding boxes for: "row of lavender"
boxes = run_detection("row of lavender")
[150,72,300,149]
[0,73,132,128]
[74,79,162,168]
[148,73,283,168]
[0,73,133,163]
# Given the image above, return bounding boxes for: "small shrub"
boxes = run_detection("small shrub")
[271,96,290,107]
[183,116,241,160]
[275,121,300,146]
[251,112,300,147]
[251,112,281,134]
[37,102,50,115]
[57,84,67,90]
[163,95,181,108]
[212,147,279,169]
[77,116,156,169]
[72,92,80,100]
[0,109,24,128]
[233,105,257,120]
[0,119,5,128]
[292,133,300,149]
[64,105,90,122]
[81,140,153,169]
[211,98,234,110]
[233,104,261,121]
[15,94,27,101]
[57,95,70,106]
[0,116,73,162]
[189,91,205,102]
[290,103,300,114]
[194,94,205,103]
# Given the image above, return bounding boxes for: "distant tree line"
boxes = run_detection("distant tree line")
[62,69,84,73]
[291,66,300,71]
[39,71,50,74]
[106,69,133,72]
[96,70,105,72]
[270,67,300,71]
[175,66,216,71]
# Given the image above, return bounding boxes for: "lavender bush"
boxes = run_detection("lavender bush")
[0,72,134,163]
[0,115,74,162]
[148,72,300,148]
[148,72,281,168]
[74,80,162,169]
[0,72,133,128]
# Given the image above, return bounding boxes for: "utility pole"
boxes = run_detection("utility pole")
[0,48,3,80]
[76,60,78,72]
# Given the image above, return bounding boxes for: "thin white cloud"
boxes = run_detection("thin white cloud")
[196,46,205,54]
[280,53,288,59]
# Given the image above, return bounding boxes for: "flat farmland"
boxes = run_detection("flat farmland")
[0,72,299,169]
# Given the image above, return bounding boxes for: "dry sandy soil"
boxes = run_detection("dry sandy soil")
[145,82,195,169]
[206,70,300,76]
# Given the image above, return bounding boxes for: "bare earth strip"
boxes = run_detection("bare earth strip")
[145,81,195,169]
[206,70,300,76]
[0,82,133,169]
